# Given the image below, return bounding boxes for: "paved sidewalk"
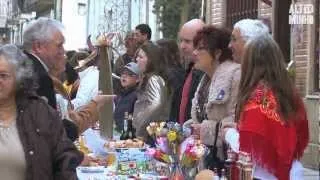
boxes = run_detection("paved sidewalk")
[304,168,319,180]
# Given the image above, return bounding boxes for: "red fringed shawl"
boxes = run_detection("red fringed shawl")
[238,83,309,180]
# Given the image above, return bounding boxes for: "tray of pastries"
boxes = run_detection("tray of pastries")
[104,138,145,149]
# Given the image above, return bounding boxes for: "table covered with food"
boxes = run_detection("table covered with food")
[76,122,208,180]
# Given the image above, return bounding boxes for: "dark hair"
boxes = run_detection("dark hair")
[67,50,89,68]
[156,39,181,68]
[65,62,79,85]
[236,34,298,122]
[193,25,232,63]
[135,24,152,40]
[138,42,167,89]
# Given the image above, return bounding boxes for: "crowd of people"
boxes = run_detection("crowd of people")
[0,16,309,180]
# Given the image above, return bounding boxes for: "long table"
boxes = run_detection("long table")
[76,129,167,180]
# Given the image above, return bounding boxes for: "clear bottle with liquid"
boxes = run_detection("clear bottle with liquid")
[120,112,129,140]
[212,168,219,180]
[127,114,136,139]
[220,169,227,180]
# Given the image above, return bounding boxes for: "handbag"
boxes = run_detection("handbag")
[204,121,227,176]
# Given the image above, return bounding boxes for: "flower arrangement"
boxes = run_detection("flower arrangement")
[145,122,206,178]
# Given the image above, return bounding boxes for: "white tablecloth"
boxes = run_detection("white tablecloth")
[77,166,164,180]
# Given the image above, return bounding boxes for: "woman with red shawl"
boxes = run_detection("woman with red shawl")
[224,34,309,180]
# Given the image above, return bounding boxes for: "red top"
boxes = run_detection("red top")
[178,70,193,124]
[238,82,309,180]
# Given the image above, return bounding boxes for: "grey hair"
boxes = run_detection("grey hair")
[0,44,36,96]
[22,17,64,50]
[234,19,269,42]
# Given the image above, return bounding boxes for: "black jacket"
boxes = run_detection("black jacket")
[171,63,204,122]
[24,51,79,141]
[24,51,57,109]
[167,65,186,121]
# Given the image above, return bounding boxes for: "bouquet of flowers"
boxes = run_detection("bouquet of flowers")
[145,122,206,179]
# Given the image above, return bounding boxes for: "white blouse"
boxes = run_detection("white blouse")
[57,66,99,116]
[72,66,99,110]
[0,120,26,180]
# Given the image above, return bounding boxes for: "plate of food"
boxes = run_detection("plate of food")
[78,166,105,173]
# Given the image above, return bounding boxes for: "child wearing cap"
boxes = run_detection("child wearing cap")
[113,62,141,132]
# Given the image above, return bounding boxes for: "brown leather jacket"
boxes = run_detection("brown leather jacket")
[16,95,83,180]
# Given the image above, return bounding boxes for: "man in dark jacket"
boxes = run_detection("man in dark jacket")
[22,18,81,141]
[22,18,111,141]
[22,18,66,109]
[173,19,205,124]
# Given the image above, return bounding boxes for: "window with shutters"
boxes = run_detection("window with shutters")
[226,0,258,29]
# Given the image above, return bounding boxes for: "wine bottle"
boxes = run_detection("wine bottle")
[120,112,129,140]
[220,169,227,180]
[127,114,136,139]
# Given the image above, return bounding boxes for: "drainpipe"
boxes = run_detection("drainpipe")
[54,0,62,21]
[146,0,149,24]
[128,0,131,31]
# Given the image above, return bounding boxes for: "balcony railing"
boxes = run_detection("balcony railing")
[19,0,54,14]
[226,0,258,28]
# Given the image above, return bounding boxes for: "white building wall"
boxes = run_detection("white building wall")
[131,0,161,41]
[61,0,160,50]
[86,0,105,44]
[62,0,88,50]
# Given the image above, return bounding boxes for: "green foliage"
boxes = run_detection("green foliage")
[153,0,201,40]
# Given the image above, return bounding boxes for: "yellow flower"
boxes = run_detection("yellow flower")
[167,131,177,142]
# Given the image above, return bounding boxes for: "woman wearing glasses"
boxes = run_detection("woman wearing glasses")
[184,25,241,172]
[0,44,82,179]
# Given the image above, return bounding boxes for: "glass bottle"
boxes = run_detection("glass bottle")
[212,168,219,180]
[225,148,237,180]
[127,114,136,139]
[220,169,227,180]
[169,163,184,180]
[242,153,253,180]
[120,112,129,140]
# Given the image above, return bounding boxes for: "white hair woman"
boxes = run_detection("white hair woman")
[229,18,270,63]
[0,44,82,179]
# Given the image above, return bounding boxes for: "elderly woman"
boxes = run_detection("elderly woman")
[133,42,170,141]
[0,44,82,179]
[224,35,309,180]
[184,25,241,170]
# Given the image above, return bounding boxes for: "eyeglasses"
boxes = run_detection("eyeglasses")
[0,73,12,81]
[121,71,137,77]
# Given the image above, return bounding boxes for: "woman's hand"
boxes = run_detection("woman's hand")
[221,122,237,140]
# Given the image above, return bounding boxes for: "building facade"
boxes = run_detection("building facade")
[206,0,319,169]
